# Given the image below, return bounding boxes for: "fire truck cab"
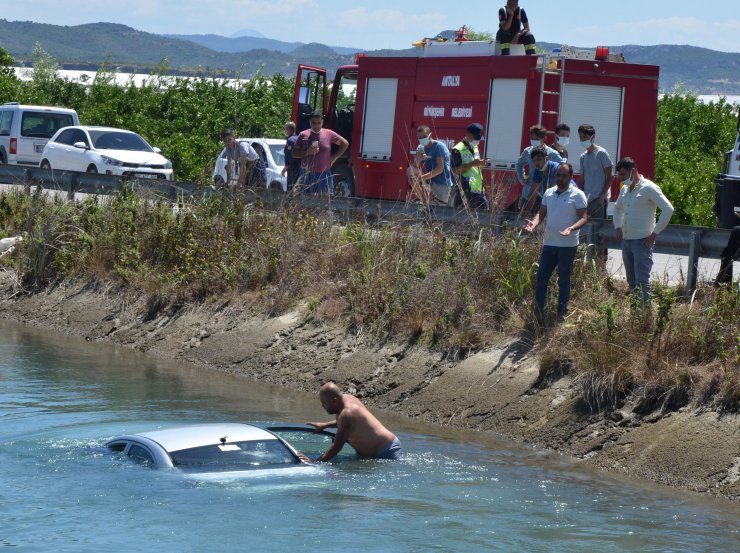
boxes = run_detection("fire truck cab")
[292,41,660,207]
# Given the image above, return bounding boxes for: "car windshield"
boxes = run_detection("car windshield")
[170,439,298,473]
[88,130,153,152]
[269,144,285,166]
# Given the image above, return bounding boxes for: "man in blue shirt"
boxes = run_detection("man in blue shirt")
[407,125,454,206]
[516,125,564,210]
[520,145,559,215]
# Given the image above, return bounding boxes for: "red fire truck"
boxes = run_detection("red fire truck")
[291,41,660,208]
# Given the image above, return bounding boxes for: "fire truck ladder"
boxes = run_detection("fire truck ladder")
[537,56,565,130]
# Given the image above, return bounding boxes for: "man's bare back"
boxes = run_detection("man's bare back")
[307,383,399,461]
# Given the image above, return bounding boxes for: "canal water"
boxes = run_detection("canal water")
[1,320,738,552]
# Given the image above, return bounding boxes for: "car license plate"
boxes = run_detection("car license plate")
[135,173,158,179]
[34,144,44,153]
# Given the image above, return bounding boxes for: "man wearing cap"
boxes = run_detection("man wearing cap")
[451,123,489,209]
[293,111,349,195]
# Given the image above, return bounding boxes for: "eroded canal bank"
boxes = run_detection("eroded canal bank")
[1,274,738,501]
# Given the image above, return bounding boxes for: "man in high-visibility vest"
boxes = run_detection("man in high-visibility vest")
[451,123,489,209]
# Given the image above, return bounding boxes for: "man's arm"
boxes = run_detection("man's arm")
[598,165,613,202]
[500,8,514,31]
[645,184,674,245]
[292,135,309,159]
[519,8,530,34]
[613,189,625,241]
[422,155,445,180]
[515,149,530,187]
[560,208,588,236]
[524,204,547,233]
[330,135,349,166]
[315,414,351,462]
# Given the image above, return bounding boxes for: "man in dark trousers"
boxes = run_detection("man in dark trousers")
[715,215,740,285]
[281,121,301,190]
[497,0,536,55]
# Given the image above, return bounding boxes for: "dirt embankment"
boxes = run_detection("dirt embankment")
[1,275,738,501]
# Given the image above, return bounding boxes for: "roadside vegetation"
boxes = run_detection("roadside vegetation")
[0,47,738,414]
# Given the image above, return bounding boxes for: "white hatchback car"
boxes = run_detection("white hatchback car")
[40,126,173,180]
[213,138,287,191]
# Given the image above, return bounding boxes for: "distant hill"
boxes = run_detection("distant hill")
[0,19,738,94]
[231,29,265,39]
[167,32,361,56]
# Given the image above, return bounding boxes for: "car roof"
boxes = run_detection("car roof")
[235,138,286,145]
[66,126,136,133]
[132,423,278,453]
[1,103,77,114]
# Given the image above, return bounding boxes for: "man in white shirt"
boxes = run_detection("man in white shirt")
[613,157,674,305]
[524,162,588,321]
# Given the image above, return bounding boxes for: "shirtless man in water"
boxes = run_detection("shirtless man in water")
[307,382,401,461]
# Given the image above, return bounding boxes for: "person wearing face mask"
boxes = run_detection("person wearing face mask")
[613,157,674,307]
[520,145,560,216]
[515,125,564,211]
[451,123,489,209]
[407,125,454,206]
[293,111,349,195]
[577,124,614,220]
[552,123,570,162]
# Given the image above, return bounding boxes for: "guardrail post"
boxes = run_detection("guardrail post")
[67,173,77,201]
[686,230,701,293]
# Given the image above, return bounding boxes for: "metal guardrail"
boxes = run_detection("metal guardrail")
[0,164,731,292]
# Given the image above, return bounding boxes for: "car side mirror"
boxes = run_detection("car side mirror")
[152,147,162,154]
[73,141,88,149]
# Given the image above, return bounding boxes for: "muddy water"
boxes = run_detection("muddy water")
[1,320,737,552]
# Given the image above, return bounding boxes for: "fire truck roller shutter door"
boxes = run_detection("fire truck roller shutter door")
[360,78,398,161]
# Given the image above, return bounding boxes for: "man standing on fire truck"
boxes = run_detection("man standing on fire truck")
[496,0,537,56]
[451,123,489,209]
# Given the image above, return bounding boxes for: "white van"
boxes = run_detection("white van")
[0,103,80,166]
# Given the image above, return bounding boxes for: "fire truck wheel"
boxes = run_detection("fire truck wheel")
[333,165,355,198]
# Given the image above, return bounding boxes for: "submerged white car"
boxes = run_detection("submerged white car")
[40,126,173,180]
[212,138,287,191]
[105,423,312,473]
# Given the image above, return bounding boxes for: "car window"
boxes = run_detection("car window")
[251,142,268,163]
[170,440,298,473]
[88,130,152,152]
[21,112,75,138]
[127,444,155,466]
[219,147,228,159]
[0,111,13,136]
[54,128,76,145]
[269,144,285,166]
[71,129,89,147]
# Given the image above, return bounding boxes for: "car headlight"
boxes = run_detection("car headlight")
[164,160,172,170]
[101,155,123,166]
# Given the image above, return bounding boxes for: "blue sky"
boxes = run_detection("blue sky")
[3,0,740,53]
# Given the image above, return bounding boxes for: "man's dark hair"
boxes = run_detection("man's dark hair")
[309,110,323,120]
[578,124,595,137]
[557,162,574,176]
[615,157,637,173]
[529,125,547,139]
[221,128,235,140]
[417,125,431,134]
[530,145,548,160]
[555,123,570,134]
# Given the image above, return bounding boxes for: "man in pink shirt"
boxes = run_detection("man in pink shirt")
[293,111,349,195]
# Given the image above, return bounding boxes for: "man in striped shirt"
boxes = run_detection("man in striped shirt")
[613,157,674,306]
